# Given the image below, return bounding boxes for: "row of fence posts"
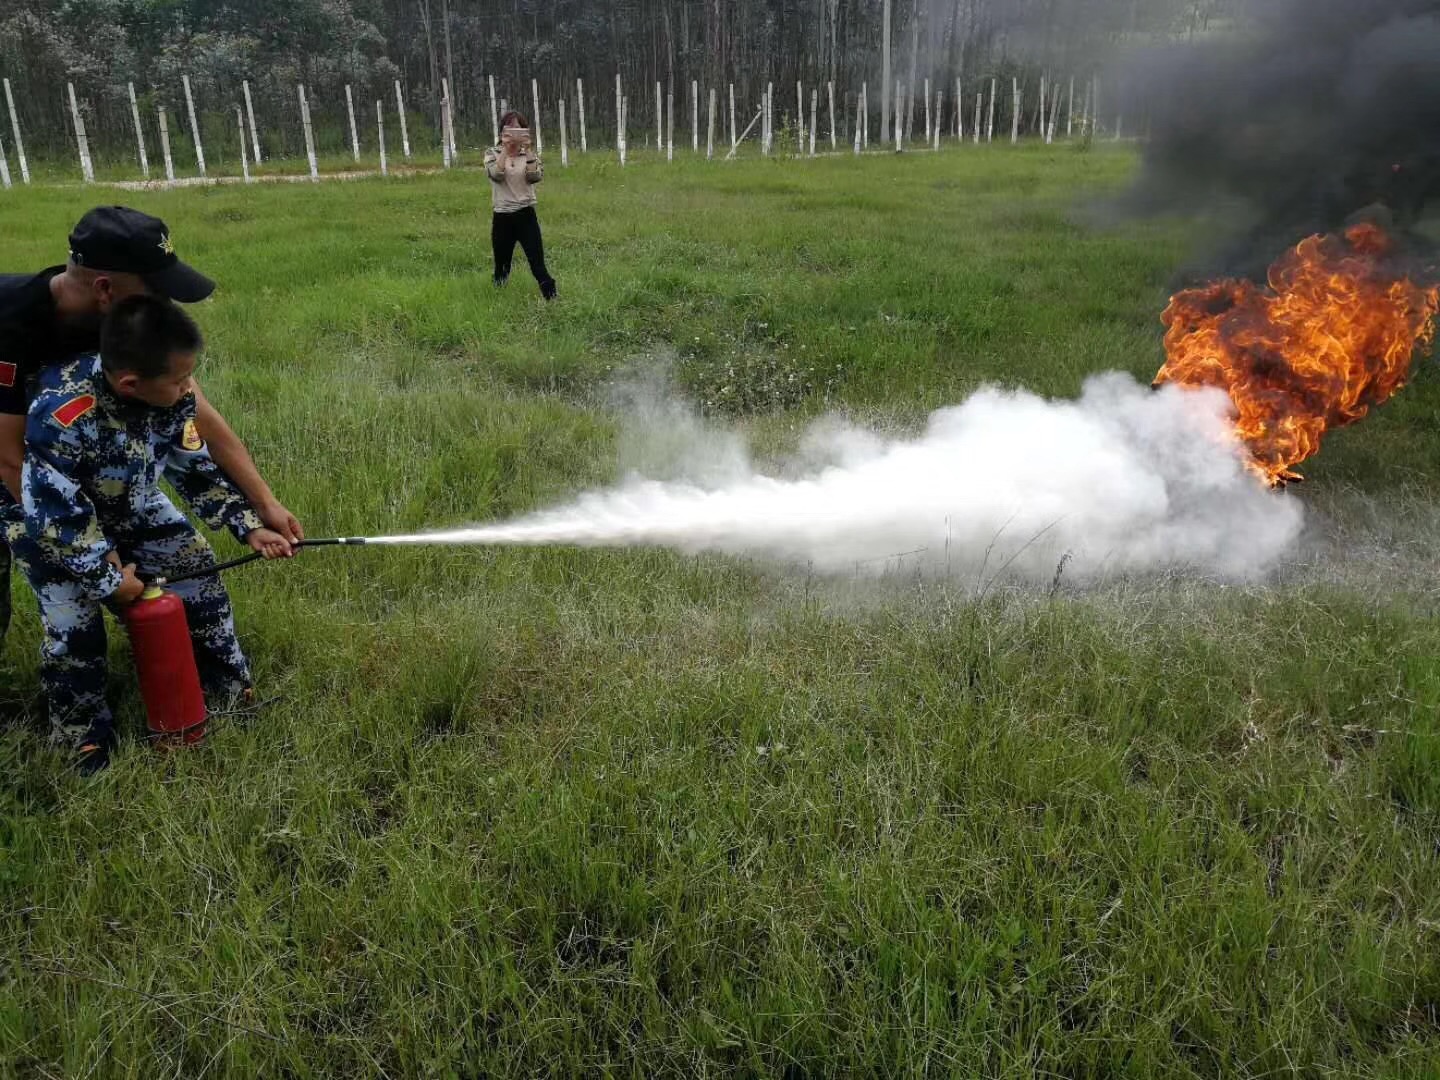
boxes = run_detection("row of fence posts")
[0,71,1120,188]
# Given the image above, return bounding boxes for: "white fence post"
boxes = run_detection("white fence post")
[615,73,622,156]
[796,81,805,154]
[726,104,761,159]
[924,77,931,141]
[765,82,773,155]
[934,90,942,149]
[182,74,204,176]
[298,85,318,180]
[157,105,175,181]
[559,97,568,166]
[442,77,457,162]
[729,82,736,151]
[67,83,94,182]
[395,81,412,158]
[244,79,262,163]
[987,78,996,142]
[1011,78,1020,144]
[345,84,360,161]
[377,99,388,176]
[236,107,251,182]
[655,80,663,151]
[828,81,836,149]
[809,87,817,155]
[707,86,716,159]
[128,82,149,178]
[577,77,586,151]
[667,87,674,160]
[3,80,28,184]
[488,74,498,144]
[441,81,452,166]
[531,77,543,154]
[0,133,10,189]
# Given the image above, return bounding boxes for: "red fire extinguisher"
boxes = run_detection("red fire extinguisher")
[112,538,360,747]
[122,586,207,746]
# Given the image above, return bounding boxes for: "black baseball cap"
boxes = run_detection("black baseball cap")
[68,206,215,303]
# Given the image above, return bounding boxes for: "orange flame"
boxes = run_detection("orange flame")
[1153,223,1440,484]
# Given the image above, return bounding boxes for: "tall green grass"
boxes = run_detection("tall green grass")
[2,146,1439,1077]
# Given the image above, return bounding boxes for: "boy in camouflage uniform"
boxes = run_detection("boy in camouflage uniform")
[7,295,290,774]
[1,206,304,651]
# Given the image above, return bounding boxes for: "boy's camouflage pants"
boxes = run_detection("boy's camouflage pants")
[5,492,250,749]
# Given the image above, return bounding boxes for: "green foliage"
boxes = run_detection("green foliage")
[2,146,1440,1076]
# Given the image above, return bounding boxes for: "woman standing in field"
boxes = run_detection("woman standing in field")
[484,111,557,300]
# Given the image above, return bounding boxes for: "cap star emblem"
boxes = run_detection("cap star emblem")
[158,232,175,256]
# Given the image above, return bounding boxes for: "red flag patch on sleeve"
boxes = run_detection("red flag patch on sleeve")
[52,395,97,428]
[0,363,16,388]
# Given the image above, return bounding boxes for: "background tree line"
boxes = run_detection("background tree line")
[0,0,1239,169]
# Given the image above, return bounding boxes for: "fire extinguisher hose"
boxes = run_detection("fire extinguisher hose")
[148,537,369,588]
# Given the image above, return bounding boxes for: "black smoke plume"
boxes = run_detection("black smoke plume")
[1125,0,1440,281]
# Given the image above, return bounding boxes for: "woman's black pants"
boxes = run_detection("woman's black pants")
[492,206,557,299]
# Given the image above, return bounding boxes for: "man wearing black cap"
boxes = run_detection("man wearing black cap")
[0,206,302,644]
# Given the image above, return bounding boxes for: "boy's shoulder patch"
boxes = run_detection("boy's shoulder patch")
[181,418,204,451]
[51,394,97,429]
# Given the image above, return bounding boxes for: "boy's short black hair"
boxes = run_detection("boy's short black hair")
[100,294,203,379]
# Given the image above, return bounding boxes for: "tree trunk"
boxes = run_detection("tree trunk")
[881,0,892,142]
[662,5,675,115]
[419,0,439,125]
[442,0,454,115]
[906,7,919,138]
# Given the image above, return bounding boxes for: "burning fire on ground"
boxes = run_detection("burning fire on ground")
[1153,222,1440,484]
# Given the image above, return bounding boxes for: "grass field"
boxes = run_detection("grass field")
[4,146,1440,1077]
